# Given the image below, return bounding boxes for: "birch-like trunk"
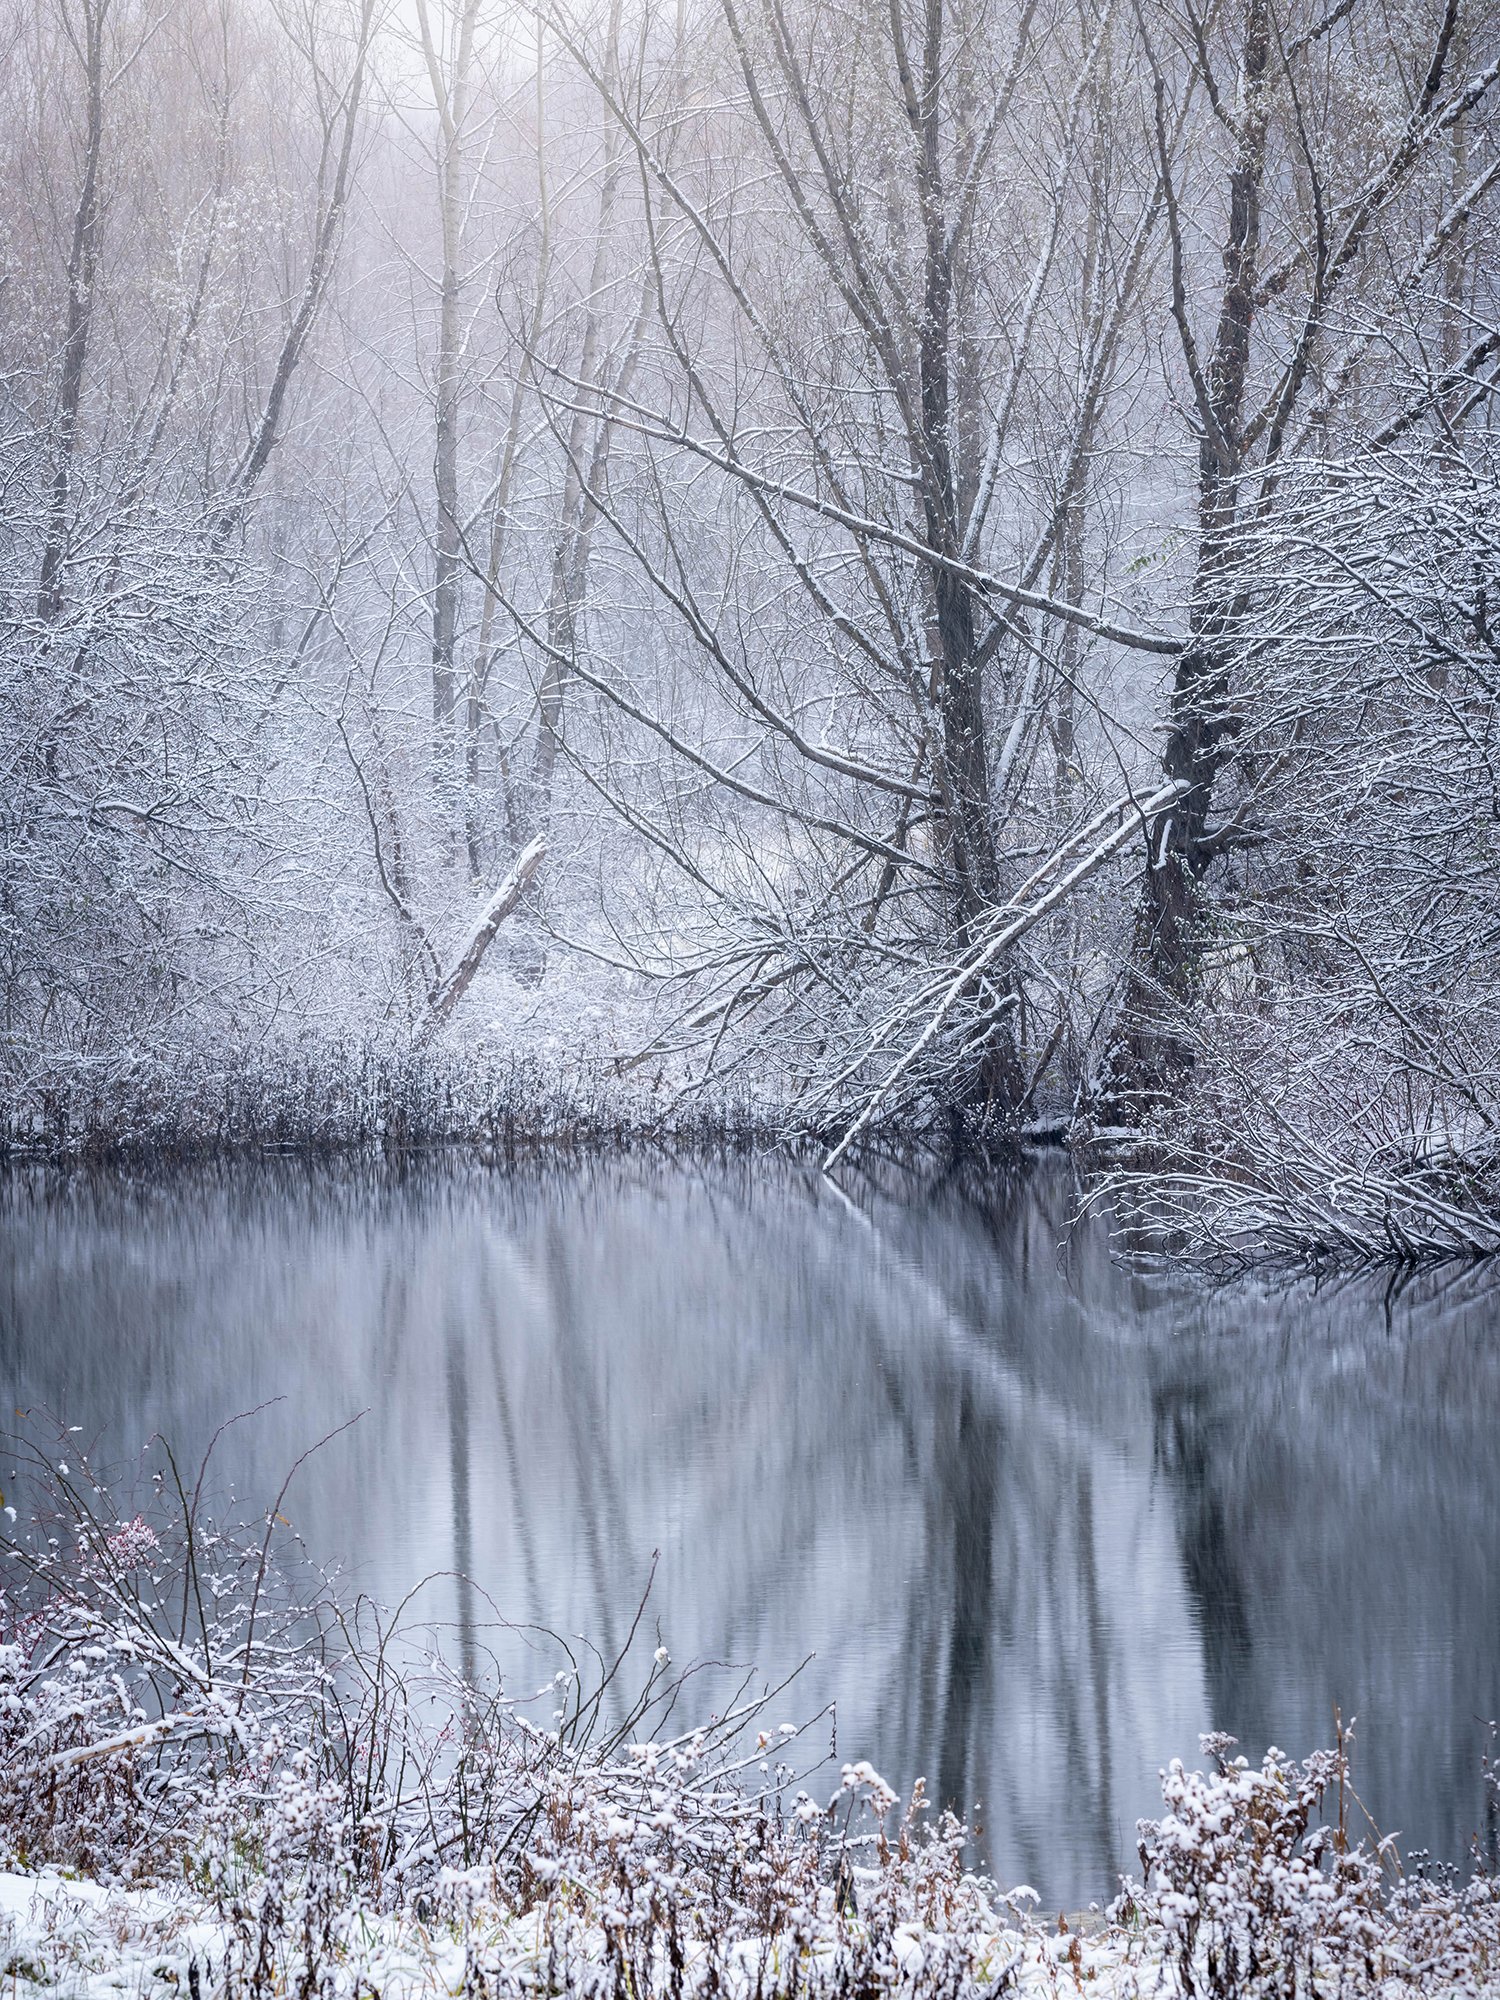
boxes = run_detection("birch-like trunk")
[416,0,482,841]
[36,0,107,632]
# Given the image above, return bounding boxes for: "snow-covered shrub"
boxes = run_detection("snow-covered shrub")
[1119,1730,1500,1997]
[0,1426,1001,1953]
[0,1431,344,1884]
[0,1038,780,1165]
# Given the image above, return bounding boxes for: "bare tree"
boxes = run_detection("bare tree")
[1098,0,1500,1120]
[528,0,1175,1137]
[0,0,379,1072]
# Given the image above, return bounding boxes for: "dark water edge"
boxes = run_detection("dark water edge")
[2,1152,1498,1910]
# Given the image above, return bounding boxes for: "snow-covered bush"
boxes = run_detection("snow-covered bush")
[0,1432,345,1884]
[0,1427,1003,1969]
[1119,1730,1500,1997]
[0,1039,781,1165]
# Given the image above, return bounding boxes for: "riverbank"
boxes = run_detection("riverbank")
[4,1778,1498,1999]
[0,1044,785,1167]
[0,1864,1117,1999]
[10,1038,1500,1269]
[4,1425,1500,2000]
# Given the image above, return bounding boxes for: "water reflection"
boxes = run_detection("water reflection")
[2,1158,1497,1907]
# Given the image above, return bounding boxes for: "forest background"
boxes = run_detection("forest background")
[3,0,1498,1253]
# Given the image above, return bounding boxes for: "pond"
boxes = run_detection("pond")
[2,1155,1498,1910]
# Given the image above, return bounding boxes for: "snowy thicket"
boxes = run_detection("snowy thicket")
[2,0,1499,1251]
[1094,437,1500,1258]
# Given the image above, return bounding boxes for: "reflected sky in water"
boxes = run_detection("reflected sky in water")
[3,1157,1498,1909]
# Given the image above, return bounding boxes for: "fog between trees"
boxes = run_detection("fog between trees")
[3,0,1498,1249]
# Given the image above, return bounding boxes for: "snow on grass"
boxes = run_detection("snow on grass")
[0,1866,1124,2000]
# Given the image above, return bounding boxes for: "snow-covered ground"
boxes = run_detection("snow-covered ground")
[7,1856,1500,1999]
[0,1867,1137,2000]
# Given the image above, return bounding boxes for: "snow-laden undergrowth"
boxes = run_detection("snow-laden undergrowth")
[0,1042,782,1166]
[2,1423,1498,1997]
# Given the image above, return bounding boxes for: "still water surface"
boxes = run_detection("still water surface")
[3,1157,1498,1908]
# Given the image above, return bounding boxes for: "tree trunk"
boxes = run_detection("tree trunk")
[899,0,1021,1111]
[37,0,107,630]
[1100,0,1270,1115]
[417,0,481,841]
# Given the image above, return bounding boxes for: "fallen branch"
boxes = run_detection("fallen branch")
[822,783,1189,1171]
[413,837,547,1050]
[41,1713,210,1774]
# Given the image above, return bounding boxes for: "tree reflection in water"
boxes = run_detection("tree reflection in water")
[3,1159,1498,1908]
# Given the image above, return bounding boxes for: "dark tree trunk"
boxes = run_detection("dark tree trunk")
[1100,0,1270,1116]
[911,0,1021,1110]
